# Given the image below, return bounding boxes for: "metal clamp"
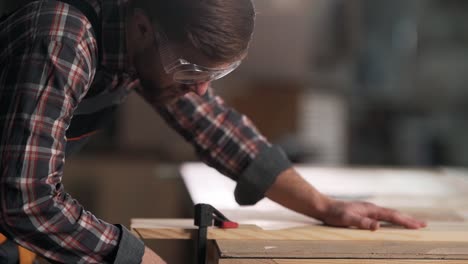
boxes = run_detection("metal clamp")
[194,204,238,264]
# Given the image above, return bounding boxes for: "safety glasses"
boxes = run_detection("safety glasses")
[156,27,242,85]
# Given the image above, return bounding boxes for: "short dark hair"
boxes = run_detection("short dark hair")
[129,0,255,62]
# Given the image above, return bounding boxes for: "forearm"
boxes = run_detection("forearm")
[264,168,427,230]
[265,167,331,220]
[0,138,145,263]
[0,143,145,263]
[141,87,327,210]
[143,88,271,180]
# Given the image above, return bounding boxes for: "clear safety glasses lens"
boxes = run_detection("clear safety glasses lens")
[171,61,241,84]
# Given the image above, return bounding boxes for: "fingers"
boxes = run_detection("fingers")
[344,214,380,231]
[375,207,427,229]
[361,217,380,231]
[324,201,427,231]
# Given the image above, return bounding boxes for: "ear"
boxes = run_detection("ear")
[131,8,156,46]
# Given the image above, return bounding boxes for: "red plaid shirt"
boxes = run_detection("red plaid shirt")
[0,0,291,263]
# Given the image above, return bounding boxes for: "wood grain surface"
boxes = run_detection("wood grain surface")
[214,240,468,259]
[132,219,468,242]
[217,260,468,264]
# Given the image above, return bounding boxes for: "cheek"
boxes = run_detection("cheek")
[135,47,173,86]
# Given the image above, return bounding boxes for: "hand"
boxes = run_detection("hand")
[141,246,167,264]
[318,200,427,231]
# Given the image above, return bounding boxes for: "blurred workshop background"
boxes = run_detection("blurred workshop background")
[2,0,468,263]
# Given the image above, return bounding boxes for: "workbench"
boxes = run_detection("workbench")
[131,164,468,263]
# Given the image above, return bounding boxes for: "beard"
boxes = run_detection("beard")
[138,77,193,105]
[132,47,185,105]
[133,48,201,105]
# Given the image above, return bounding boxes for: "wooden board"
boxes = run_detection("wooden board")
[175,166,468,263]
[132,219,468,242]
[214,240,468,260]
[217,260,468,264]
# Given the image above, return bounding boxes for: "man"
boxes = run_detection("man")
[0,0,426,263]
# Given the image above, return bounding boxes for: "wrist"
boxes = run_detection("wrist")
[265,168,335,221]
[306,192,333,220]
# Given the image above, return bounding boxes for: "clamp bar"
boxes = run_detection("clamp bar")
[194,204,238,264]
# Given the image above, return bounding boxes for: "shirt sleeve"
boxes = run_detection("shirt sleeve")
[138,87,292,205]
[0,15,143,264]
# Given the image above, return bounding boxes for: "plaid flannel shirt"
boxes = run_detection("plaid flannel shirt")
[0,0,291,263]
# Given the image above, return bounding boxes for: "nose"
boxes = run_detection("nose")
[192,82,210,96]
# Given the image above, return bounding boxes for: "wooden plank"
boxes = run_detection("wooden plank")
[218,260,468,264]
[132,219,468,242]
[272,259,468,263]
[132,219,196,239]
[215,240,468,259]
[219,260,276,264]
[208,240,221,264]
